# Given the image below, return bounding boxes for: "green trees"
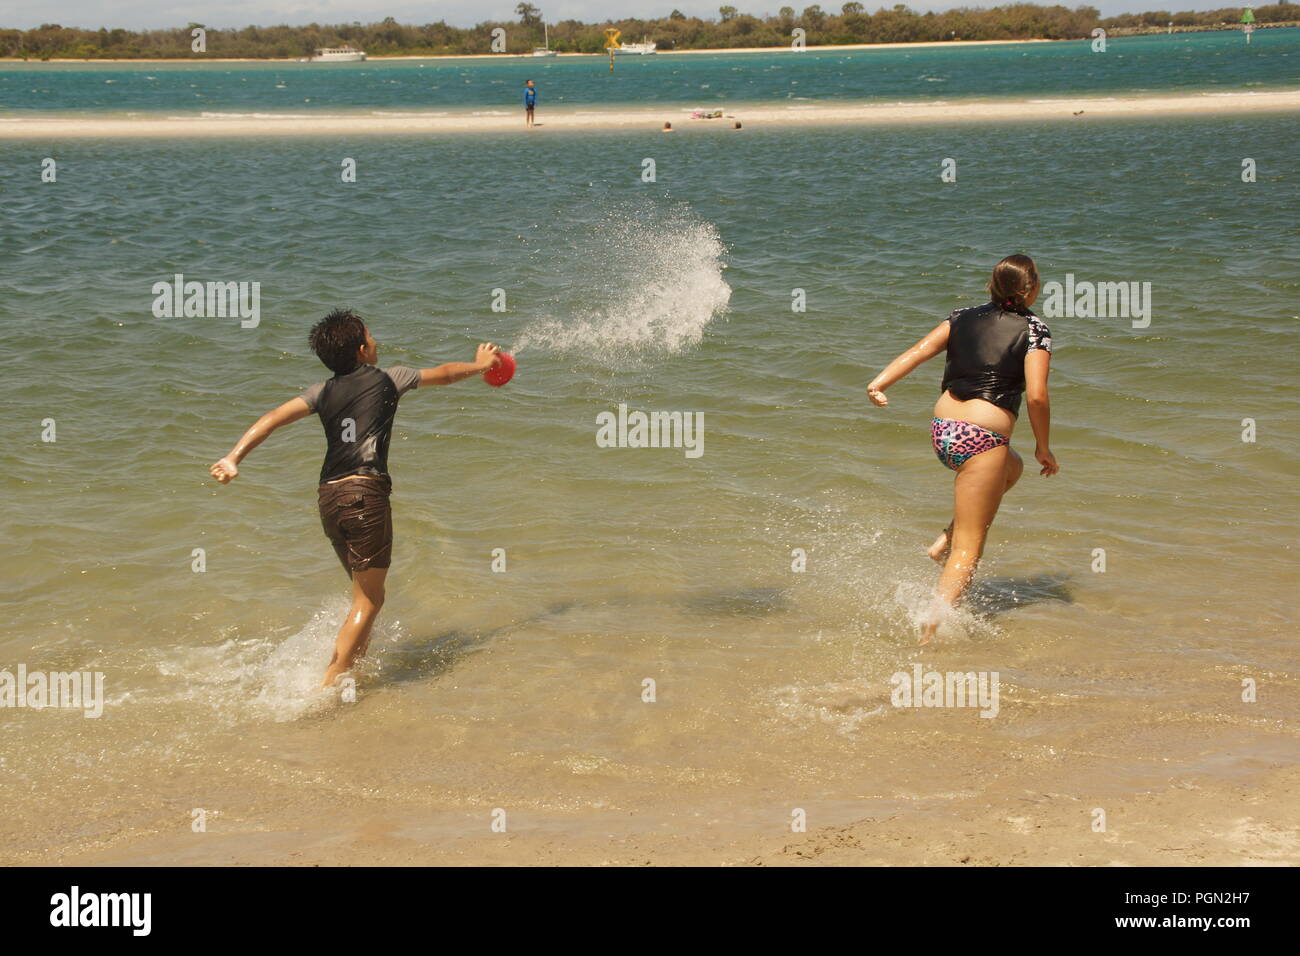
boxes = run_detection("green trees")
[4,6,1297,59]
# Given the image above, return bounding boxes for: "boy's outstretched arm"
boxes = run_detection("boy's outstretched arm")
[209,397,312,484]
[418,342,501,387]
[866,321,950,407]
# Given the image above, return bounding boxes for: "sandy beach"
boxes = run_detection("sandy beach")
[3,89,1297,139]
[20,738,1299,867]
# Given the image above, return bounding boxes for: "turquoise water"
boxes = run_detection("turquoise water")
[1,56,1297,861]
[2,30,1298,117]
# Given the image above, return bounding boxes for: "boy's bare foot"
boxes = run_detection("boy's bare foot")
[927,525,953,564]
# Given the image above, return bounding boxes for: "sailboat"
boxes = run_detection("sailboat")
[532,24,557,56]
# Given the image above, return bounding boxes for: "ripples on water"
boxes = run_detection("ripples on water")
[1,113,1296,857]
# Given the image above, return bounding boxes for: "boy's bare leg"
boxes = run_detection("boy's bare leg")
[322,566,387,688]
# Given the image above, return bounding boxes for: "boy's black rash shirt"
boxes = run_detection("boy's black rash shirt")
[298,365,421,484]
[940,302,1053,417]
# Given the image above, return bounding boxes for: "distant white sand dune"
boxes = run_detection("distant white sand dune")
[4,89,1297,138]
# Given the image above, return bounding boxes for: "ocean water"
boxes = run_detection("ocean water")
[1,51,1298,861]
[1,29,1298,118]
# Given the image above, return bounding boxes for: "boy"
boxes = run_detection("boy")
[209,309,500,687]
[524,79,537,128]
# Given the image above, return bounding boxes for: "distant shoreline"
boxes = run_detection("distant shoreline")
[0,37,1057,64]
[2,89,1296,139]
[3,22,1295,64]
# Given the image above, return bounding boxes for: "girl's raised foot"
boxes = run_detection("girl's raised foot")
[927,525,953,564]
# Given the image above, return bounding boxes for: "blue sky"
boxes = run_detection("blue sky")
[0,1,1257,31]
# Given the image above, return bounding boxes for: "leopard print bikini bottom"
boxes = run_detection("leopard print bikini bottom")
[931,417,1009,471]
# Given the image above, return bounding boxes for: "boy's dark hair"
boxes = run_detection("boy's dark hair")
[308,309,367,374]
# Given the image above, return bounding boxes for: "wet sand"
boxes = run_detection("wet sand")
[24,749,1299,867]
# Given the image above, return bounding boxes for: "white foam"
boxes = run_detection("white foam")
[516,205,731,363]
[175,111,317,120]
[146,599,406,724]
[774,679,890,735]
[1199,89,1300,97]
[892,580,996,643]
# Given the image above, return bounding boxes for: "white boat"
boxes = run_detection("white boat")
[613,40,657,55]
[532,24,557,56]
[311,47,366,62]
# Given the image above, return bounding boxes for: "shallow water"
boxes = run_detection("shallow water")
[1,101,1297,859]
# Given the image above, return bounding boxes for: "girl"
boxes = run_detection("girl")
[867,255,1060,643]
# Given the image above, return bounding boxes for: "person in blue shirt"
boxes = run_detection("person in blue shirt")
[524,79,537,128]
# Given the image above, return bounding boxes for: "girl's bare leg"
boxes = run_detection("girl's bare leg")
[921,446,1014,643]
[928,447,1023,563]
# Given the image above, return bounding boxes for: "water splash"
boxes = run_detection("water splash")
[146,599,408,724]
[892,580,997,644]
[516,203,730,364]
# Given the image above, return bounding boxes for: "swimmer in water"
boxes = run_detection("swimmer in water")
[867,255,1060,643]
[209,310,501,687]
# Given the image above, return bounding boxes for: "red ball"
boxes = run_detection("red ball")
[484,351,516,387]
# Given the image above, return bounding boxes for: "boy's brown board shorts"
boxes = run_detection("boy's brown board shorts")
[317,475,393,574]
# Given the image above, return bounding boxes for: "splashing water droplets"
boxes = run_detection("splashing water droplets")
[516,203,730,365]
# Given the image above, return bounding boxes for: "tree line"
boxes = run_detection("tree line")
[2,4,1296,59]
